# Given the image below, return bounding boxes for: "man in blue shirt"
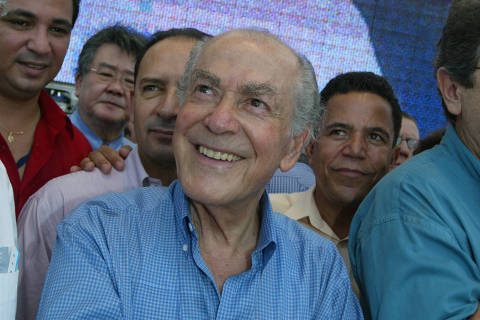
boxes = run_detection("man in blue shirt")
[70,25,147,150]
[349,1,480,319]
[38,29,362,319]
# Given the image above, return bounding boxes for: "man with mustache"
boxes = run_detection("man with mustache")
[38,29,362,318]
[270,71,402,296]
[0,0,91,216]
[16,28,210,320]
[69,25,147,151]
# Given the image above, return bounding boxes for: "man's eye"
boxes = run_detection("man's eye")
[369,133,385,143]
[99,72,114,78]
[124,78,135,85]
[330,129,346,136]
[6,18,30,28]
[249,98,267,109]
[143,85,158,92]
[196,85,213,95]
[49,26,70,35]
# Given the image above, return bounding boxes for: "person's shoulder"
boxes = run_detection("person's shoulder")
[375,147,448,198]
[70,123,92,151]
[268,190,307,212]
[29,167,129,201]
[351,147,455,243]
[272,212,338,257]
[63,186,170,224]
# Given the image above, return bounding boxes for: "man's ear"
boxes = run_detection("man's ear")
[74,74,83,98]
[305,140,315,166]
[279,128,310,172]
[389,145,401,171]
[128,90,135,121]
[437,67,463,116]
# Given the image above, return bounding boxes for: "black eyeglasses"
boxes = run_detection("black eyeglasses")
[396,136,419,150]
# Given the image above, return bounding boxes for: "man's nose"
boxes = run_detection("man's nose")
[156,87,178,119]
[343,133,367,158]
[26,28,51,56]
[203,95,240,134]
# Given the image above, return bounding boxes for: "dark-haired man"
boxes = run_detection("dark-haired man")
[270,71,401,297]
[350,0,480,318]
[70,25,147,150]
[0,0,91,216]
[16,28,210,320]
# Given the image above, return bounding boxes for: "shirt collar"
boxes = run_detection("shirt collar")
[443,125,480,180]
[69,109,127,150]
[273,186,344,242]
[171,182,276,262]
[39,90,71,135]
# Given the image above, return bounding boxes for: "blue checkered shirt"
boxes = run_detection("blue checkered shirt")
[267,162,315,194]
[38,181,362,319]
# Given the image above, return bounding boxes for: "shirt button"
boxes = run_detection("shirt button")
[182,244,188,252]
[188,223,193,232]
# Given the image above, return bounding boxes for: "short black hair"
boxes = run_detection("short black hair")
[434,0,480,124]
[320,71,402,147]
[401,111,417,126]
[72,0,79,27]
[76,24,148,77]
[1,0,80,26]
[134,28,212,82]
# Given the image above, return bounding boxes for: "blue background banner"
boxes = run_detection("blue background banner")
[57,0,453,137]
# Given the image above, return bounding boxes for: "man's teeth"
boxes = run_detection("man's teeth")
[26,64,44,70]
[198,146,241,161]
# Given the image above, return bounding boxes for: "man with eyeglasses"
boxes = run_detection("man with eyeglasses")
[390,111,419,169]
[349,1,480,318]
[70,25,147,150]
[270,71,402,298]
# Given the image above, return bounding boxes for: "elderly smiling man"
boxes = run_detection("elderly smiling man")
[37,29,362,319]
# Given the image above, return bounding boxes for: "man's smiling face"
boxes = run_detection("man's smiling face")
[173,32,304,209]
[0,0,73,99]
[308,91,394,207]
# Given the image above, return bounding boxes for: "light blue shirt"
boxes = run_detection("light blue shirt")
[38,181,362,319]
[349,126,480,319]
[69,109,135,151]
[267,162,315,194]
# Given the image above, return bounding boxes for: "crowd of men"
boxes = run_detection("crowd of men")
[1,0,479,319]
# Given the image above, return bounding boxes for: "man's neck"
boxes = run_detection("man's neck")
[0,92,41,125]
[148,163,177,186]
[190,197,261,293]
[312,187,357,239]
[0,92,42,179]
[139,152,177,187]
[78,110,124,143]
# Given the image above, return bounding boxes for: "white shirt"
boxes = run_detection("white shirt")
[0,160,18,319]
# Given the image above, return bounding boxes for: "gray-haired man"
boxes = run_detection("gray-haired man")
[38,29,362,319]
[70,25,147,150]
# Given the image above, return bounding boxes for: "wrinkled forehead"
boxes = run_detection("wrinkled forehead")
[400,117,420,139]
[195,33,300,94]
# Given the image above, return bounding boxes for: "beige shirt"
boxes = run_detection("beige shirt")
[269,186,359,297]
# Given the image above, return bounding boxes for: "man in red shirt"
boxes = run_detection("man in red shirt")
[0,0,91,217]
